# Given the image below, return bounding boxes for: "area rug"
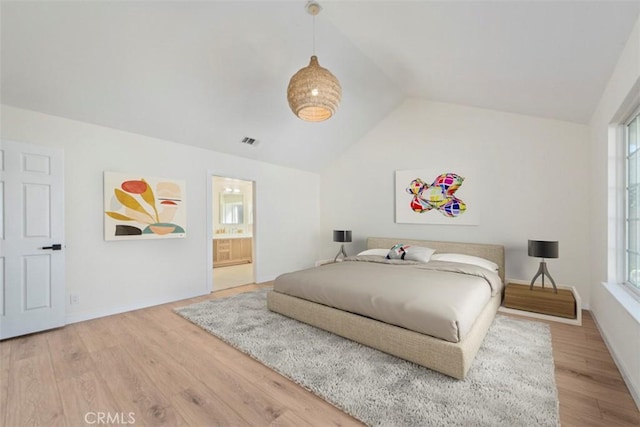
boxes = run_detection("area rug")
[175,289,559,427]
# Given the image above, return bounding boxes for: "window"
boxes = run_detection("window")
[625,112,640,296]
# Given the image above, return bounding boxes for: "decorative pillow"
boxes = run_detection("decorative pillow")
[357,248,390,257]
[430,253,499,272]
[386,243,409,260]
[386,244,435,263]
[404,246,436,263]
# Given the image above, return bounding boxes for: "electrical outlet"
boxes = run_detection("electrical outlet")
[70,294,80,305]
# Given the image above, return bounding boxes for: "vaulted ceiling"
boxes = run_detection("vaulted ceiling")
[2,1,639,172]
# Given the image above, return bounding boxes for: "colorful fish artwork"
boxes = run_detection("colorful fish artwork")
[406,173,467,217]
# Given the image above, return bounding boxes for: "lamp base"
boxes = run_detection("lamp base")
[530,260,557,293]
[334,244,347,262]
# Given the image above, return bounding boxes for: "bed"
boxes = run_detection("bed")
[266,237,505,379]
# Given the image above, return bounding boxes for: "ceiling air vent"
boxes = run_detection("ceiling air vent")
[240,136,258,146]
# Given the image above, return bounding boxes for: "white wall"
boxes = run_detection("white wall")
[588,14,640,407]
[1,105,320,323]
[320,98,591,304]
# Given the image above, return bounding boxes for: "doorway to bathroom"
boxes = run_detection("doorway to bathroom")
[211,176,255,291]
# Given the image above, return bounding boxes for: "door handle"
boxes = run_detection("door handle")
[41,244,62,251]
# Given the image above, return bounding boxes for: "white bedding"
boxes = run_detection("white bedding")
[273,256,503,343]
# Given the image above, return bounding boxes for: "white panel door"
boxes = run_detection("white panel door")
[0,140,65,339]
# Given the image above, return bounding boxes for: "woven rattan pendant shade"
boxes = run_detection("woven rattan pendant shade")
[287,55,341,122]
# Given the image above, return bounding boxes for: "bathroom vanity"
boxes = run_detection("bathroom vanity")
[213,236,253,267]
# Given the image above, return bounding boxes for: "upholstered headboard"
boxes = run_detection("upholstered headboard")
[367,237,506,283]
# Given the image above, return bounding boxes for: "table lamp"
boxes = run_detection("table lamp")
[333,230,352,262]
[528,240,559,293]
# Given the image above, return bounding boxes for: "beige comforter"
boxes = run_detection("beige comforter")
[273,256,503,343]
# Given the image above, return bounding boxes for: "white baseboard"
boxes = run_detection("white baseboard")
[65,288,210,325]
[591,310,640,410]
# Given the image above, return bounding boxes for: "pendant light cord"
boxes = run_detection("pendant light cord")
[307,1,320,56]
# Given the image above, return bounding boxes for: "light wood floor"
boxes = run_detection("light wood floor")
[1,283,638,427]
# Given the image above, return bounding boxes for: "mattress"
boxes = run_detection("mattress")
[273,256,503,343]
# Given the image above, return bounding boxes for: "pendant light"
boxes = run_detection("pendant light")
[287,1,342,122]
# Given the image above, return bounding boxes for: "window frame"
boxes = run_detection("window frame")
[624,107,640,299]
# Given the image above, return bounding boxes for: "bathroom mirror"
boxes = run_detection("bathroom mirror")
[220,193,244,224]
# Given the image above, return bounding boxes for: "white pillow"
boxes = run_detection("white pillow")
[385,244,435,263]
[357,248,389,257]
[404,246,436,263]
[430,253,499,272]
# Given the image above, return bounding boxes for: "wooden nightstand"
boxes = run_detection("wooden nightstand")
[499,279,582,325]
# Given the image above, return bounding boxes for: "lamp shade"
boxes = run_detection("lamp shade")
[333,230,352,243]
[528,240,559,259]
[287,56,342,122]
